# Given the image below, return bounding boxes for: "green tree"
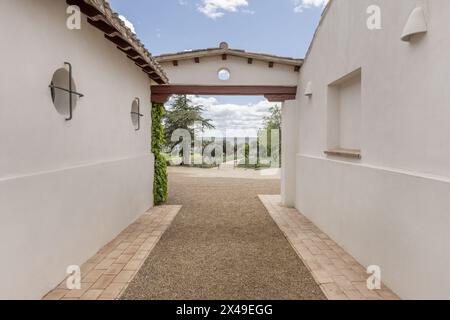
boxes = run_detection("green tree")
[164,95,215,150]
[260,104,281,161]
[263,104,281,131]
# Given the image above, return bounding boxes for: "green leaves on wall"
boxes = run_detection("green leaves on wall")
[151,103,168,205]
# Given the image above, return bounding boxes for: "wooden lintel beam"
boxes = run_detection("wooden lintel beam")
[264,94,297,102]
[152,94,171,103]
[151,86,297,103]
[151,85,297,96]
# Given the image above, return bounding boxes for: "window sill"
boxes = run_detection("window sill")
[324,149,361,159]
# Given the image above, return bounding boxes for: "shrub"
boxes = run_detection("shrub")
[152,103,168,205]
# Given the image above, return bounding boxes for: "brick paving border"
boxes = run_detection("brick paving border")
[259,195,399,300]
[43,205,181,300]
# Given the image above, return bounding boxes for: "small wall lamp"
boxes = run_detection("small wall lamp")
[304,81,313,97]
[401,7,427,42]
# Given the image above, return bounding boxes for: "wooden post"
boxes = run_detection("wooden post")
[245,137,249,167]
[257,136,260,168]
[234,137,238,167]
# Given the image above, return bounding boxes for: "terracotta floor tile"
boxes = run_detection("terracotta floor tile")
[95,258,116,270]
[320,283,348,300]
[91,274,116,290]
[83,269,105,283]
[87,254,106,264]
[124,259,144,271]
[63,286,90,299]
[116,254,134,264]
[81,289,103,300]
[113,270,135,284]
[123,245,140,255]
[43,289,68,300]
[99,283,126,300]
[104,263,126,275]
[107,249,125,259]
[80,262,96,275]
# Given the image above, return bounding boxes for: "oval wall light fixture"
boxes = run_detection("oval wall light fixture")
[401,7,427,42]
[131,98,144,131]
[304,81,313,97]
[49,62,84,121]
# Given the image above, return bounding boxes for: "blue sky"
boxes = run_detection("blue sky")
[109,0,327,136]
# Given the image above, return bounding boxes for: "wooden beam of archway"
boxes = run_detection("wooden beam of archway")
[151,85,297,103]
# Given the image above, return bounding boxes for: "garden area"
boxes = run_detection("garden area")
[151,95,281,204]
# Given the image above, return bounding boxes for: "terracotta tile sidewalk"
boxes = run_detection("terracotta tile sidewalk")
[43,205,181,300]
[259,195,399,300]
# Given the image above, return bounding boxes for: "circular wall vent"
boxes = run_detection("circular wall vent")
[218,68,231,81]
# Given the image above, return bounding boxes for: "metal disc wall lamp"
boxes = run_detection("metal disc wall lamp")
[401,7,427,42]
[131,98,144,131]
[49,62,84,121]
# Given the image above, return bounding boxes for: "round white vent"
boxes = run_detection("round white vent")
[218,68,231,81]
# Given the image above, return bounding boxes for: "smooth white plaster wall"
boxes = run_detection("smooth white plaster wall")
[337,74,362,150]
[294,0,450,299]
[160,55,299,86]
[0,0,154,299]
[281,100,298,207]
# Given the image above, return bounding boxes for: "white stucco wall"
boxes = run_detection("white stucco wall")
[337,74,362,150]
[294,0,450,299]
[0,0,154,299]
[281,100,298,207]
[159,55,299,86]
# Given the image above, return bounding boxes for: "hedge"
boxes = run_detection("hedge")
[151,102,168,205]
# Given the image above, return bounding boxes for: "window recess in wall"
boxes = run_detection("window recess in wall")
[326,68,362,160]
[131,98,144,131]
[49,62,84,121]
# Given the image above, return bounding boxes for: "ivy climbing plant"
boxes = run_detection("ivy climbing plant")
[151,102,168,205]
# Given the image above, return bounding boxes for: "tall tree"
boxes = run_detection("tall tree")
[259,104,281,160]
[263,104,281,131]
[164,95,215,150]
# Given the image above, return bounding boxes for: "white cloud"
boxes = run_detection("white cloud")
[293,0,328,13]
[198,0,249,19]
[242,9,255,15]
[118,14,136,34]
[170,96,278,137]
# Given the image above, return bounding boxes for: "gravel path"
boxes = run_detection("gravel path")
[121,167,325,300]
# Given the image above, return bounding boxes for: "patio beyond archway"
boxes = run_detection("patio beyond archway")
[151,42,303,207]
